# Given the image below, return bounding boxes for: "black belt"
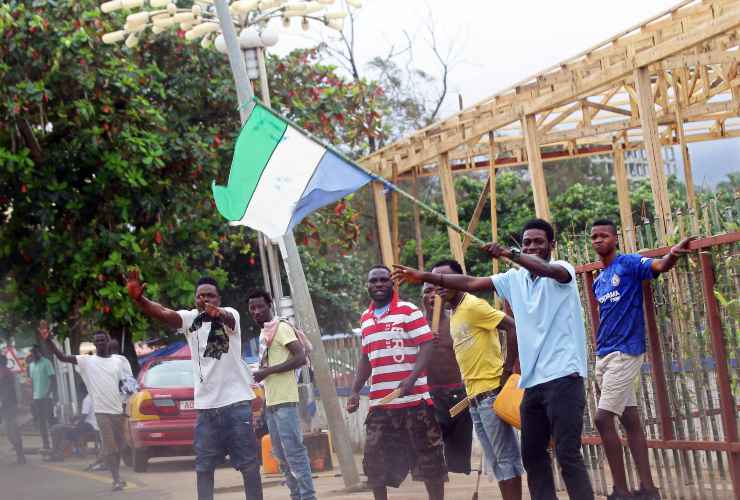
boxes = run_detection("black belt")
[469,387,501,408]
[266,402,298,411]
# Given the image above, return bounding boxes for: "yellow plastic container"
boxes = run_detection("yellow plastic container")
[493,373,524,429]
[261,434,280,474]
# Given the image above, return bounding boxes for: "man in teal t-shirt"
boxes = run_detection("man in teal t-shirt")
[29,345,56,449]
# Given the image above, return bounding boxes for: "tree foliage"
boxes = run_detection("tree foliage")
[0,0,387,348]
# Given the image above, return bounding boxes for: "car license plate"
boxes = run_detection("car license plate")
[179,400,195,410]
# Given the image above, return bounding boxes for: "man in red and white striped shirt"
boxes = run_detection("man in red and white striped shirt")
[347,265,447,500]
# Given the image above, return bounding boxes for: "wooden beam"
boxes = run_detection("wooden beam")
[438,153,466,271]
[402,124,740,180]
[361,7,740,175]
[542,99,737,145]
[538,103,580,134]
[671,77,699,234]
[390,162,400,265]
[371,181,394,268]
[662,50,739,70]
[462,176,491,255]
[521,114,551,221]
[634,66,673,242]
[489,132,500,275]
[581,99,633,117]
[613,143,637,252]
[411,173,424,271]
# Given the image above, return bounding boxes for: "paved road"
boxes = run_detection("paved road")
[2,435,557,499]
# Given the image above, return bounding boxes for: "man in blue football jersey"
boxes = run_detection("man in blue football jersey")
[590,219,693,500]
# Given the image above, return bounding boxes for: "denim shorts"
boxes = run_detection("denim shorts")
[469,392,524,481]
[194,400,259,472]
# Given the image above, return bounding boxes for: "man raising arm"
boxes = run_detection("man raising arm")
[126,271,262,500]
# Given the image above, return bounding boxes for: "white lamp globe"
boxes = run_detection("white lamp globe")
[260,27,279,47]
[239,27,261,48]
[214,34,228,54]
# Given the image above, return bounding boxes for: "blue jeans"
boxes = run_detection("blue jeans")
[194,400,260,473]
[469,392,525,481]
[265,403,316,500]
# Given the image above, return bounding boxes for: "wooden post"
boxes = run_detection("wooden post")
[634,67,673,242]
[390,163,400,264]
[489,132,500,275]
[438,152,466,271]
[671,75,700,234]
[521,113,551,221]
[372,181,394,268]
[613,142,637,252]
[412,172,424,270]
[461,176,490,255]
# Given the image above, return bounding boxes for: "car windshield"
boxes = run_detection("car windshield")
[143,359,194,388]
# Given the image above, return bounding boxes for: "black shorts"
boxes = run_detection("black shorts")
[430,385,473,474]
[362,403,448,488]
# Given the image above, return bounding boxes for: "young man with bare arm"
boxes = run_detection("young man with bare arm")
[590,220,694,500]
[420,282,473,476]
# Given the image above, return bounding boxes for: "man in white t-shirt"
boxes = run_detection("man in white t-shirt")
[46,331,128,491]
[126,272,262,500]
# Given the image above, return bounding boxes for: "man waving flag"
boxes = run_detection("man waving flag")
[212,102,374,239]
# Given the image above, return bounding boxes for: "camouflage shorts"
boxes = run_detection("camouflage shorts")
[362,404,448,488]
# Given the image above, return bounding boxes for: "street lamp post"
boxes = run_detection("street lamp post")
[100,0,362,489]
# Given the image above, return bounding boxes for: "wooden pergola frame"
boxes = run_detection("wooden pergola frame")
[361,0,740,269]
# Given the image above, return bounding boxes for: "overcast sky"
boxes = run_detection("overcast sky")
[269,0,738,186]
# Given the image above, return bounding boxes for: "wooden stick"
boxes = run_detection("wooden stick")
[377,388,402,405]
[431,295,442,332]
[449,398,470,418]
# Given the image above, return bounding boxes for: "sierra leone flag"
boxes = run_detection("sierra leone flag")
[212,102,375,239]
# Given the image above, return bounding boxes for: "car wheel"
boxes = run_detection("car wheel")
[132,448,149,473]
[122,446,133,467]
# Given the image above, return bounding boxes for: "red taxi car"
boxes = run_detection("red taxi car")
[124,348,264,472]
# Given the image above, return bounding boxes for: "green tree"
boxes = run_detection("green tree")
[0,0,390,351]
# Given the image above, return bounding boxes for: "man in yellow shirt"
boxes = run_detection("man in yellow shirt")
[431,260,523,500]
[248,289,316,500]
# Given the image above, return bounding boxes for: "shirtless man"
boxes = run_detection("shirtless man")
[421,282,473,475]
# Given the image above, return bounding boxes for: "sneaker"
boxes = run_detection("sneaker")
[634,487,660,499]
[607,491,633,500]
[43,454,64,462]
[112,480,127,491]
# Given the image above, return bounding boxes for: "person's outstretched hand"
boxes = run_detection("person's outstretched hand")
[670,236,697,257]
[204,303,223,319]
[482,241,511,260]
[126,269,146,301]
[392,265,424,285]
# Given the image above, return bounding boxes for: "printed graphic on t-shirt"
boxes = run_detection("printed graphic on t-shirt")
[387,326,407,363]
[451,322,475,354]
[187,312,230,360]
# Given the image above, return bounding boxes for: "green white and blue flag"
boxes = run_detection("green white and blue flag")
[212,102,374,239]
